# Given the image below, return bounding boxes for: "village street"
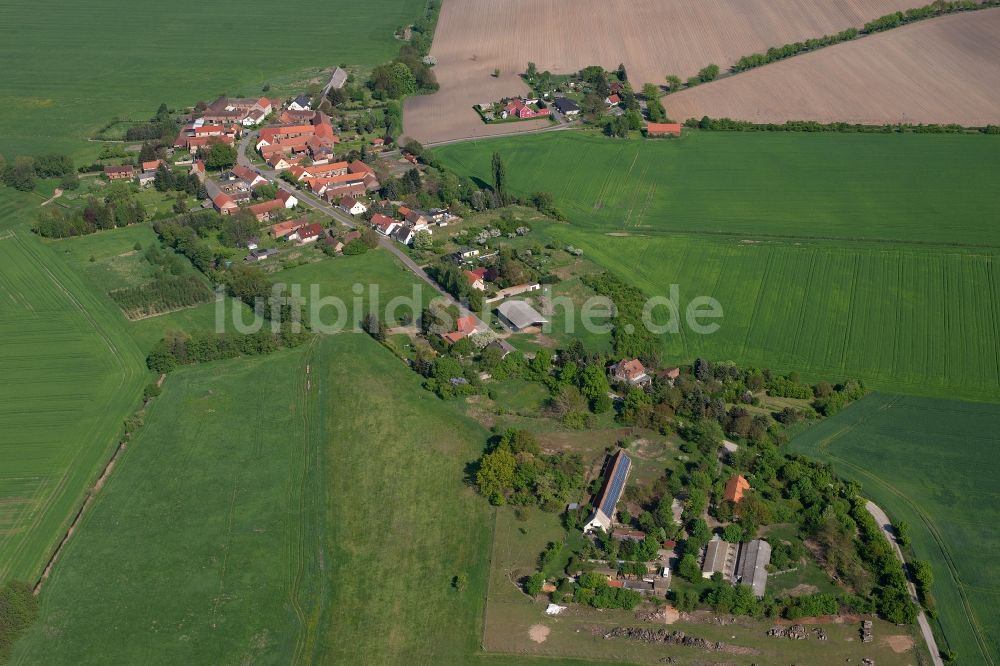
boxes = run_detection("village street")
[236,131,489,330]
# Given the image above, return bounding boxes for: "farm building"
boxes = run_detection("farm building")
[723,474,751,503]
[441,314,481,345]
[270,219,307,239]
[496,300,547,332]
[486,283,541,303]
[702,538,739,580]
[104,165,134,180]
[582,450,632,533]
[211,192,237,215]
[646,122,683,137]
[553,97,580,116]
[248,199,284,222]
[610,358,649,385]
[736,539,771,598]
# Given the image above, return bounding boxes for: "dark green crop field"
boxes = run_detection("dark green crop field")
[791,393,1000,666]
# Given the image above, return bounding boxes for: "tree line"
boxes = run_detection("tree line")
[110,274,212,320]
[146,329,310,373]
[1,152,77,193]
[685,116,999,134]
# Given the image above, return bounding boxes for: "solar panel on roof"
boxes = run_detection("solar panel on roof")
[598,453,631,517]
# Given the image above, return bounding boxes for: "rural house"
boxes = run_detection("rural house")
[610,358,649,385]
[553,97,580,116]
[212,192,237,215]
[339,196,367,216]
[276,189,298,209]
[441,314,480,345]
[270,219,307,239]
[583,450,632,533]
[464,267,488,291]
[104,165,134,180]
[247,199,284,222]
[723,474,751,504]
[370,213,399,236]
[288,94,312,111]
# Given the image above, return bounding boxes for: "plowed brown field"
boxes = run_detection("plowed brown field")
[664,8,1000,126]
[404,0,923,143]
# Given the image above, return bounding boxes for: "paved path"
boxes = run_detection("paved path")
[865,500,944,666]
[237,131,487,329]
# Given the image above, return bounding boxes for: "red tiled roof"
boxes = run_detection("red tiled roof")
[646,122,682,136]
[723,475,751,503]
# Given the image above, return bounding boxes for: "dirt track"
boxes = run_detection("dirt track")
[663,8,1000,126]
[404,0,923,143]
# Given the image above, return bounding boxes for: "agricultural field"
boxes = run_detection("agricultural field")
[791,393,1000,666]
[11,335,494,664]
[0,229,147,584]
[665,9,1000,127]
[435,131,1000,400]
[403,0,920,143]
[0,0,425,158]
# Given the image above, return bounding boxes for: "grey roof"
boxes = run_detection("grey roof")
[597,450,631,518]
[293,94,311,107]
[736,539,771,598]
[496,300,547,331]
[328,67,348,90]
[487,339,515,356]
[554,97,580,113]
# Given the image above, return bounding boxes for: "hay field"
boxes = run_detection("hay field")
[404,0,919,143]
[665,8,1000,126]
[791,394,1000,665]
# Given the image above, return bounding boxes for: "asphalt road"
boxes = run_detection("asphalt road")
[865,500,944,666]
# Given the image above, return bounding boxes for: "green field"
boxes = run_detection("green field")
[791,393,1000,665]
[437,131,1000,247]
[11,335,487,664]
[0,0,424,158]
[0,229,147,583]
[436,132,1000,401]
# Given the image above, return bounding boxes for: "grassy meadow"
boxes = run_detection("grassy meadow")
[0,0,425,158]
[791,394,1000,666]
[436,131,1000,401]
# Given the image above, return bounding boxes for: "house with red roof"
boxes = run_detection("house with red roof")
[370,213,399,236]
[464,267,488,291]
[605,94,621,106]
[723,475,751,504]
[441,314,481,345]
[212,192,237,215]
[247,198,284,222]
[276,189,298,209]
[270,219,307,239]
[610,358,649,385]
[339,196,367,216]
[290,222,324,245]
[231,165,268,189]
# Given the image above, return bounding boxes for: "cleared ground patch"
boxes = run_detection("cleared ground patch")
[791,394,1000,665]
[665,9,1000,127]
[404,0,920,143]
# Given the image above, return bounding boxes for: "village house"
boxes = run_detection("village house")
[290,222,323,245]
[339,196,367,216]
[583,450,632,533]
[200,96,273,126]
[288,94,312,111]
[398,206,430,230]
[645,122,683,138]
[605,94,621,107]
[190,160,205,179]
[464,267,488,291]
[136,170,156,187]
[212,192,237,215]
[658,366,681,383]
[247,199,284,222]
[451,247,480,263]
[610,358,649,385]
[370,213,399,236]
[441,314,480,345]
[723,474,751,504]
[142,159,164,172]
[500,97,548,120]
[276,189,298,209]
[104,165,134,180]
[496,300,548,332]
[266,154,296,171]
[270,219,308,239]
[231,165,268,189]
[391,225,416,246]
